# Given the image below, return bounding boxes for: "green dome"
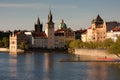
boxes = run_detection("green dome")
[58,19,67,29]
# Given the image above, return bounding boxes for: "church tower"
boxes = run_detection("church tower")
[34,17,43,32]
[45,10,55,49]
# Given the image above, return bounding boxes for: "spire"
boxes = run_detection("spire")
[61,19,64,23]
[37,17,40,25]
[95,14,103,22]
[48,9,53,22]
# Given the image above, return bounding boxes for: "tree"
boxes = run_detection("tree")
[2,37,9,48]
[20,42,28,50]
[0,40,3,47]
[103,38,114,49]
[65,40,71,48]
[107,36,120,58]
[69,40,80,49]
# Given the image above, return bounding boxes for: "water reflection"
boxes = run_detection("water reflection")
[43,53,53,80]
[87,62,107,80]
[9,55,17,79]
[2,52,120,80]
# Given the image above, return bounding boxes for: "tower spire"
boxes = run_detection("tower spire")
[48,9,53,23]
[37,17,40,25]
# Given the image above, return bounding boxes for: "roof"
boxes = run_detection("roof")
[32,31,47,38]
[112,26,120,32]
[58,19,67,29]
[95,14,103,22]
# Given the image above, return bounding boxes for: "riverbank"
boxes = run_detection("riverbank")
[26,48,68,53]
[0,48,9,52]
[0,48,68,53]
[74,48,119,60]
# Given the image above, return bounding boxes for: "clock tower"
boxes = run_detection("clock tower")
[45,10,55,49]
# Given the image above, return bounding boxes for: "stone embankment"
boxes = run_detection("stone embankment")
[0,48,9,52]
[74,49,119,60]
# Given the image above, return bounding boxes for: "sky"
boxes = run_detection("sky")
[0,0,120,31]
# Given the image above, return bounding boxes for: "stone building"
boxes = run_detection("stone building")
[82,15,107,42]
[55,19,75,48]
[9,10,75,51]
[9,31,27,53]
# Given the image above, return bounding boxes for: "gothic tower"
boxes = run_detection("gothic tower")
[9,32,17,54]
[34,17,43,32]
[45,10,55,49]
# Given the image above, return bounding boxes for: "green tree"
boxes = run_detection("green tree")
[103,38,114,48]
[65,40,71,48]
[2,37,9,48]
[69,40,80,49]
[0,40,3,47]
[107,36,120,57]
[20,42,28,50]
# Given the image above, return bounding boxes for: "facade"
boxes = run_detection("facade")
[82,15,107,42]
[107,26,120,42]
[55,20,75,48]
[9,31,27,53]
[91,15,106,42]
[32,37,47,48]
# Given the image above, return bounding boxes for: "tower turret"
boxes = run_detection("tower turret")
[45,9,55,49]
[35,17,43,32]
[48,9,53,23]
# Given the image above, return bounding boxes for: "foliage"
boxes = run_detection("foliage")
[103,38,114,48]
[69,40,80,49]
[2,37,9,48]
[107,36,120,57]
[20,42,28,50]
[0,40,3,47]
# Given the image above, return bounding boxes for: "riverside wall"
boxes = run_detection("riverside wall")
[0,48,9,52]
[74,49,119,59]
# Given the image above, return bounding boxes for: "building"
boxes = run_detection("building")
[34,17,43,32]
[107,26,120,42]
[9,10,75,51]
[9,31,27,53]
[55,20,75,48]
[32,17,47,48]
[75,29,86,40]
[81,15,107,42]
[31,11,75,49]
[106,21,120,32]
[45,10,55,49]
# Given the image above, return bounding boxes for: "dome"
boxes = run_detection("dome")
[58,19,67,29]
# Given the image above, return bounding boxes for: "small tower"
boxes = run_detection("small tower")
[34,17,43,32]
[9,32,17,54]
[58,19,67,30]
[45,9,55,49]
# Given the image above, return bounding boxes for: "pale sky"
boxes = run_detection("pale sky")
[0,0,120,31]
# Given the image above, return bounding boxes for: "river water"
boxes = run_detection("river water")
[0,52,120,80]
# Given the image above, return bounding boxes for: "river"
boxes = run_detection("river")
[0,52,120,80]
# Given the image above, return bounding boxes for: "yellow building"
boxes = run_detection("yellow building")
[82,15,106,42]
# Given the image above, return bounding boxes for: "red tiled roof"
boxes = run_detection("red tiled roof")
[32,32,47,38]
[112,26,120,31]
